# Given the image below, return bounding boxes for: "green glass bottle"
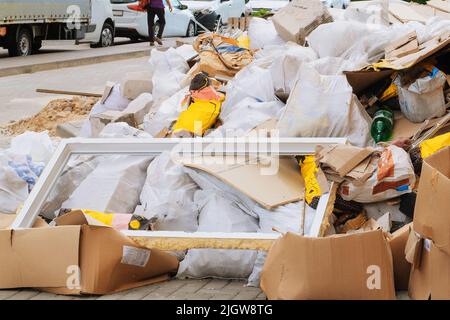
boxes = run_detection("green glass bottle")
[371,109,394,143]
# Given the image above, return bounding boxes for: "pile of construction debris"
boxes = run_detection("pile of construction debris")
[1,0,450,300]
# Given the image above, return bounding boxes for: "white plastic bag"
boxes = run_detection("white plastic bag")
[98,122,152,139]
[248,17,285,50]
[340,145,416,203]
[176,190,259,280]
[395,70,447,123]
[270,43,317,93]
[9,131,55,163]
[277,65,372,147]
[140,152,199,232]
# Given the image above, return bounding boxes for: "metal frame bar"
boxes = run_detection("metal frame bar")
[11,137,346,249]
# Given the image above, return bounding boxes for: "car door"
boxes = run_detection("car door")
[110,0,139,27]
[162,0,190,36]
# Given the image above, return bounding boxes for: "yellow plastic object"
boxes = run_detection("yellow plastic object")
[299,156,322,205]
[82,209,114,226]
[420,132,450,159]
[237,34,250,50]
[173,98,222,136]
[379,83,397,102]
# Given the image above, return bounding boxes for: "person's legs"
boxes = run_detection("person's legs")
[147,8,156,44]
[155,8,165,43]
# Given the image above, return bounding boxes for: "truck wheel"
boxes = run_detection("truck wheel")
[8,28,33,57]
[98,22,114,47]
[186,21,196,37]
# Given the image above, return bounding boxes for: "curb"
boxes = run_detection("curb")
[0,48,152,78]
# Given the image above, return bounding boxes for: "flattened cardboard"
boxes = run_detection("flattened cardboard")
[181,156,305,209]
[413,147,450,255]
[260,229,396,300]
[408,238,432,300]
[0,213,47,229]
[0,226,81,289]
[388,223,412,291]
[316,144,374,177]
[344,69,394,94]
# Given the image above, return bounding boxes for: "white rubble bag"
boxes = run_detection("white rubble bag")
[221,65,275,117]
[80,83,131,137]
[139,152,199,232]
[277,65,372,147]
[98,122,152,139]
[0,162,29,214]
[307,21,371,59]
[148,48,189,102]
[176,190,259,280]
[395,70,447,123]
[143,86,189,137]
[9,131,55,163]
[41,155,100,219]
[248,17,285,50]
[209,98,285,138]
[340,145,416,203]
[62,155,152,213]
[270,43,317,93]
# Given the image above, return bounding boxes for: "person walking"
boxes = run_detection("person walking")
[145,0,173,46]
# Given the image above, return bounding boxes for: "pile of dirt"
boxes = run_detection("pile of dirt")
[0,96,97,136]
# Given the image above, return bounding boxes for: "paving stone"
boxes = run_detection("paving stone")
[232,290,260,300]
[210,293,238,300]
[0,290,21,300]
[7,290,40,300]
[202,279,231,291]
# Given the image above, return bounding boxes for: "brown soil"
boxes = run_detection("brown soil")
[0,96,98,136]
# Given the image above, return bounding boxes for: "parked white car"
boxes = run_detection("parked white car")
[182,0,247,31]
[81,0,115,47]
[111,0,197,40]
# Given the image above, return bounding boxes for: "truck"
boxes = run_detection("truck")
[0,0,115,57]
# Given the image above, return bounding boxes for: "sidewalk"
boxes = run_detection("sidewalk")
[0,279,267,300]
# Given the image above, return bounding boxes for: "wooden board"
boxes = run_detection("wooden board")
[180,156,305,209]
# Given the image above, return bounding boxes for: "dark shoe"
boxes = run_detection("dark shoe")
[149,42,154,46]
[155,37,163,45]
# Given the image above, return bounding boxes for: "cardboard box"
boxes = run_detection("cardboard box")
[0,222,179,295]
[408,235,450,299]
[388,223,412,291]
[260,229,396,299]
[413,146,450,256]
[272,0,333,45]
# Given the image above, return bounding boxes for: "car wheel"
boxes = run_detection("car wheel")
[186,21,196,37]
[98,22,114,47]
[8,27,33,57]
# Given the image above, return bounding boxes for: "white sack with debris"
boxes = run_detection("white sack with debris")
[221,65,275,117]
[395,69,447,123]
[270,43,317,93]
[0,160,28,214]
[9,131,55,163]
[140,152,199,232]
[143,86,189,137]
[209,98,284,138]
[62,155,151,213]
[149,48,189,102]
[177,190,259,280]
[248,17,285,50]
[340,145,416,203]
[277,65,372,147]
